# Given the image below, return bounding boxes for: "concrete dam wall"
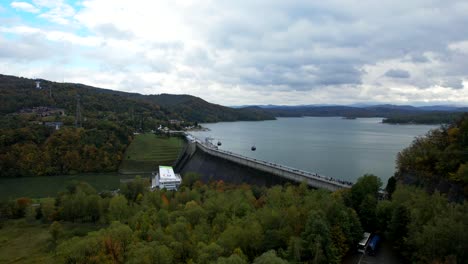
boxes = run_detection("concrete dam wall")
[176,135,352,191]
[179,149,292,187]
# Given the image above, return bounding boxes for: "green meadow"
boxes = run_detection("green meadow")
[119,134,184,174]
[0,220,104,264]
[0,173,144,200]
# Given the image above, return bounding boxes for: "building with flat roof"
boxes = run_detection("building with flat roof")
[151,166,182,191]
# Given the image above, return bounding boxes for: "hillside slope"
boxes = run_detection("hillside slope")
[395,113,468,201]
[0,74,273,177]
[0,74,275,123]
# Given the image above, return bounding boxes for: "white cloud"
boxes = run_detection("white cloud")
[0,26,100,46]
[10,1,40,13]
[1,0,468,105]
[449,40,468,54]
[38,4,75,25]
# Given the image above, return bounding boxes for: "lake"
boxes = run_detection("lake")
[190,117,438,184]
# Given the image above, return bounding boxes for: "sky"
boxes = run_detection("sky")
[1,0,468,106]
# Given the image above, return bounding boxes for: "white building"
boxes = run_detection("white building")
[152,166,182,191]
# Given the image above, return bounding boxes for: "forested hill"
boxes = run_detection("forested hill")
[0,74,273,177]
[132,94,275,123]
[395,113,468,201]
[260,105,466,124]
[0,74,274,123]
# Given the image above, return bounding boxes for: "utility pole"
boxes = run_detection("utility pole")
[75,95,82,128]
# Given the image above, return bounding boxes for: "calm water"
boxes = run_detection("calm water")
[190,117,437,184]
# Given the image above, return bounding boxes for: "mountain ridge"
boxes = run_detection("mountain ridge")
[0,74,275,123]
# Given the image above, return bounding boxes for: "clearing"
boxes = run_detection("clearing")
[0,220,104,263]
[119,134,184,174]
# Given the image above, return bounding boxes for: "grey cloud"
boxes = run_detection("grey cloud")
[0,34,54,61]
[181,0,468,93]
[119,74,159,92]
[227,61,362,91]
[184,47,212,67]
[93,23,134,40]
[442,78,464,89]
[408,53,429,63]
[385,69,410,79]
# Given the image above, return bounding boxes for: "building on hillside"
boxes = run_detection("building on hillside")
[44,121,63,130]
[19,107,65,117]
[35,79,42,89]
[151,166,182,191]
[169,119,182,125]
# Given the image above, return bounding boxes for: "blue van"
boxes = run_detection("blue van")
[366,235,380,256]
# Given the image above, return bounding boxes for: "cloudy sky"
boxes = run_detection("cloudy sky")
[1,0,468,106]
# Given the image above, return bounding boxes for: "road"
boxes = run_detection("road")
[342,241,405,264]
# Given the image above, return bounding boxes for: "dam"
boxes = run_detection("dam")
[175,134,352,192]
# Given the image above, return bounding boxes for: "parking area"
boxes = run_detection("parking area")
[343,241,404,264]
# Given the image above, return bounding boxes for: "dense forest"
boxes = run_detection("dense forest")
[1,174,466,263]
[0,122,131,177]
[395,113,468,201]
[0,74,274,177]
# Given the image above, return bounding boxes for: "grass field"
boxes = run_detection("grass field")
[0,220,52,264]
[0,220,103,264]
[119,134,184,173]
[0,173,146,200]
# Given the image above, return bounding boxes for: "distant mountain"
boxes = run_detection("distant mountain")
[417,105,468,112]
[0,74,275,123]
[254,104,466,124]
[364,104,419,111]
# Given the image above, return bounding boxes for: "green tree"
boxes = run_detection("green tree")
[126,242,173,264]
[253,250,288,264]
[287,236,303,262]
[348,174,382,210]
[24,205,37,222]
[40,197,56,222]
[387,205,410,252]
[216,254,248,264]
[109,195,131,222]
[49,221,63,252]
[197,242,224,264]
[358,194,377,230]
[301,210,339,264]
[182,172,201,188]
[385,176,397,198]
[120,176,148,202]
